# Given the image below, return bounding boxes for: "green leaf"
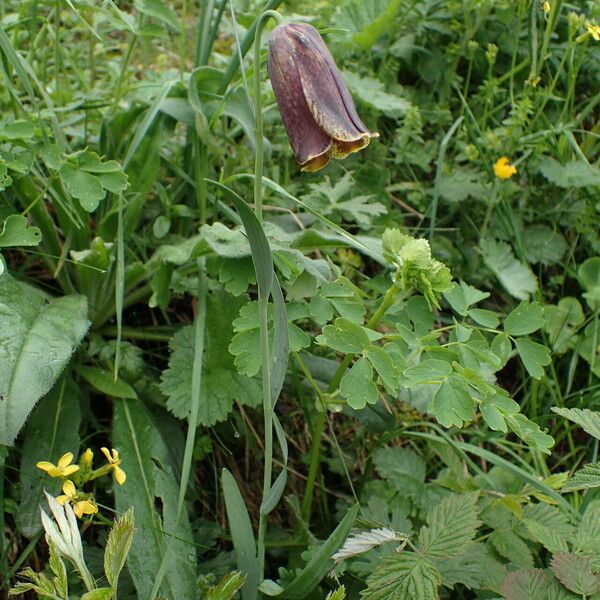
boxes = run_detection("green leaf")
[260,504,359,598]
[17,378,81,537]
[539,156,600,188]
[373,447,425,500]
[504,301,545,336]
[0,275,89,445]
[438,171,486,203]
[317,317,370,354]
[340,357,378,410]
[75,365,138,399]
[0,214,41,247]
[436,542,506,590]
[104,507,134,588]
[490,529,534,569]
[552,407,600,440]
[206,572,247,600]
[524,225,568,266]
[429,373,475,428]
[550,552,600,596]
[337,0,403,49]
[500,568,554,600]
[544,298,584,353]
[134,0,181,30]
[362,552,442,600]
[113,400,196,600]
[417,492,480,559]
[522,519,568,553]
[514,338,551,379]
[505,413,554,454]
[403,359,452,386]
[222,469,258,600]
[365,346,400,395]
[562,462,600,492]
[574,502,600,554]
[343,71,411,116]
[481,239,537,300]
[160,293,261,425]
[59,163,106,212]
[443,281,489,316]
[579,257,600,311]
[468,308,499,329]
[81,588,113,600]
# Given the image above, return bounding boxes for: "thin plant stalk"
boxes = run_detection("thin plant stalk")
[252,8,283,586]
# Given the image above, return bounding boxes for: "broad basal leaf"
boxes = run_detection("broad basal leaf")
[539,156,600,188]
[113,399,196,600]
[550,552,600,596]
[0,214,41,247]
[373,446,425,500]
[161,292,261,425]
[0,273,89,445]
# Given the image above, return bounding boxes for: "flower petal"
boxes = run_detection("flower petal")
[62,480,77,497]
[62,465,80,477]
[57,452,74,468]
[268,25,332,168]
[100,447,112,462]
[56,495,69,505]
[114,465,127,486]
[36,461,56,472]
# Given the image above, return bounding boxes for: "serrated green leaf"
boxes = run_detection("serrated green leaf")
[104,507,134,588]
[481,239,537,300]
[343,71,411,116]
[373,447,425,500]
[161,293,261,425]
[81,587,113,600]
[490,529,534,569]
[552,407,600,440]
[337,0,403,49]
[539,156,600,188]
[417,492,480,559]
[522,519,568,553]
[574,502,600,554]
[340,357,378,409]
[361,552,441,600]
[524,225,568,266]
[562,462,600,492]
[500,568,553,600]
[514,338,551,379]
[551,552,600,596]
[504,301,545,336]
[0,214,41,247]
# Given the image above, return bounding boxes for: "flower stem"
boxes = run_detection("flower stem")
[252,8,283,589]
[300,282,403,522]
[253,9,283,223]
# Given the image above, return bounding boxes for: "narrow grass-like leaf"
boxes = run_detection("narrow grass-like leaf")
[222,468,258,600]
[260,503,359,598]
[206,179,273,298]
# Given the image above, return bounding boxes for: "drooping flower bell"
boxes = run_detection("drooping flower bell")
[267,23,378,172]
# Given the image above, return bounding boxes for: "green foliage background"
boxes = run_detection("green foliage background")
[1,0,600,598]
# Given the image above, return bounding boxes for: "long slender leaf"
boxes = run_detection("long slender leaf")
[222,468,259,600]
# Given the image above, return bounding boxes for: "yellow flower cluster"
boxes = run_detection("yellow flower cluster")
[36,447,126,519]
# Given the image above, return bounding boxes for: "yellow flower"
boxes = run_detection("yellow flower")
[101,447,126,485]
[542,2,550,14]
[56,480,98,519]
[36,452,80,478]
[494,157,517,179]
[587,23,600,41]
